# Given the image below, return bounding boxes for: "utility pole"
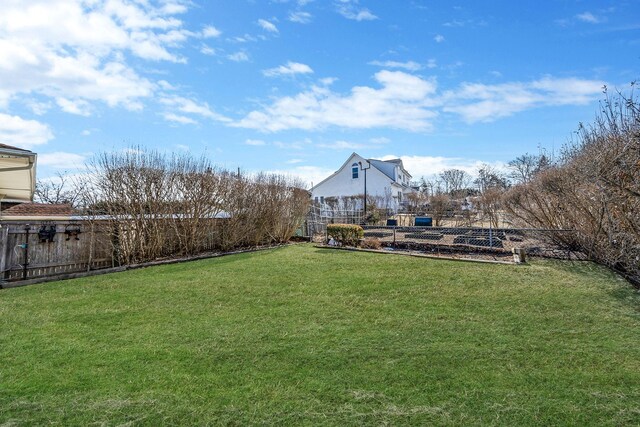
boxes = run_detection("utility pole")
[359,160,371,223]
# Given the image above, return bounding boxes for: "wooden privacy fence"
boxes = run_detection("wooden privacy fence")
[0,220,113,282]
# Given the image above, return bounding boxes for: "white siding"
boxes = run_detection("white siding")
[311,153,416,211]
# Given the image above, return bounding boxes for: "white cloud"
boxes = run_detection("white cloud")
[318,140,367,150]
[268,165,335,188]
[286,158,303,164]
[0,0,192,119]
[369,137,390,144]
[263,61,314,77]
[160,96,231,123]
[443,76,604,123]
[228,51,249,62]
[25,99,52,116]
[228,34,258,43]
[336,0,378,21]
[379,155,507,179]
[245,139,266,146]
[258,19,279,33]
[318,136,389,151]
[200,45,216,56]
[234,71,438,132]
[38,151,87,169]
[56,98,92,116]
[162,112,198,125]
[289,11,312,23]
[427,59,437,69]
[443,18,487,28]
[576,12,601,24]
[434,34,445,43]
[320,77,338,86]
[157,80,175,91]
[202,25,222,38]
[0,113,53,148]
[369,60,422,71]
[273,138,312,150]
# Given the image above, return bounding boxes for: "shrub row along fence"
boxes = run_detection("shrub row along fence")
[80,150,309,266]
[330,225,581,259]
[1,149,310,284]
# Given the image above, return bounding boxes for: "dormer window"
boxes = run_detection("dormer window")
[352,163,359,179]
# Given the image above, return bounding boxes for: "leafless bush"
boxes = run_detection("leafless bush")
[504,85,640,284]
[361,237,382,250]
[80,149,309,264]
[429,193,450,226]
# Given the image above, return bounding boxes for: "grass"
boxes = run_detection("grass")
[1,244,639,425]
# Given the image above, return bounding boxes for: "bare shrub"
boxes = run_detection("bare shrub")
[80,148,309,264]
[503,86,640,284]
[429,193,450,226]
[361,237,382,250]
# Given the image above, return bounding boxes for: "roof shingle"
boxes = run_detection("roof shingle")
[2,203,74,217]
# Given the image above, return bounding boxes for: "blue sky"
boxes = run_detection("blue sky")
[0,0,638,185]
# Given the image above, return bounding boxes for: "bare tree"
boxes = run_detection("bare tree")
[440,169,471,197]
[474,164,509,193]
[508,153,553,184]
[35,172,82,205]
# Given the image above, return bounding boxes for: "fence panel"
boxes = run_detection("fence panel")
[0,220,113,282]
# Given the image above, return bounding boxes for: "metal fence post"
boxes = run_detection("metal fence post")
[393,226,396,248]
[489,223,493,248]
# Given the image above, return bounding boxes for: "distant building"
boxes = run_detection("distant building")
[0,144,37,209]
[311,152,417,211]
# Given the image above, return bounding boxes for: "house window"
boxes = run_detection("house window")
[398,191,402,202]
[352,163,359,179]
[320,196,325,204]
[314,197,319,203]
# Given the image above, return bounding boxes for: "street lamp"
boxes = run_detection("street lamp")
[358,160,371,223]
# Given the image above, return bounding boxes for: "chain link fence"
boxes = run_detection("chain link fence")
[303,206,583,261]
[359,225,581,259]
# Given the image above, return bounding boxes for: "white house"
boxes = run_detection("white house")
[311,152,417,211]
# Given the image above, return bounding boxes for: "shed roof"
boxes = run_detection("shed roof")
[2,203,74,217]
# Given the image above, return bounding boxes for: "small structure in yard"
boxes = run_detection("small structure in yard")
[414,216,433,227]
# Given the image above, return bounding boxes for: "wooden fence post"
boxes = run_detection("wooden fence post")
[0,226,8,281]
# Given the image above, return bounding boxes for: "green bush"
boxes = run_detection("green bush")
[327,224,364,246]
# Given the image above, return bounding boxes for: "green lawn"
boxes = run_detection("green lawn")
[1,245,639,426]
